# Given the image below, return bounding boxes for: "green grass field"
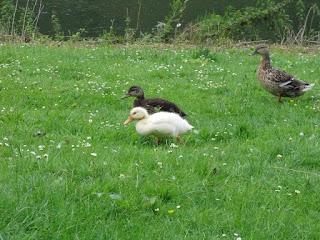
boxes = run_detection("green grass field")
[0,43,319,239]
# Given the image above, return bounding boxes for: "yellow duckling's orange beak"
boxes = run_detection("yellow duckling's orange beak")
[124,116,134,125]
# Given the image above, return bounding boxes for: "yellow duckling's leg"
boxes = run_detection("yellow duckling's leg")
[176,136,185,145]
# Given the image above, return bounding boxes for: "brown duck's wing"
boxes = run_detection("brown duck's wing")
[267,69,311,90]
[266,69,293,83]
[143,98,188,118]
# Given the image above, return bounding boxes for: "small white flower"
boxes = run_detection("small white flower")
[38,145,45,151]
[109,193,122,200]
[176,23,182,28]
[222,234,227,237]
[82,142,91,147]
[176,205,181,209]
[295,190,301,194]
[91,153,97,157]
[276,154,282,160]
[96,192,104,198]
[170,143,178,148]
[154,208,160,212]
[309,134,316,140]
[178,155,183,158]
[275,189,281,192]
[119,174,126,179]
[156,21,166,28]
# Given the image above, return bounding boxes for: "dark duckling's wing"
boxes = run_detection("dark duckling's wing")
[143,98,188,119]
[121,86,188,118]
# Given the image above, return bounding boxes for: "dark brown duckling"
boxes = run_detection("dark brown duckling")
[251,45,314,103]
[121,86,188,118]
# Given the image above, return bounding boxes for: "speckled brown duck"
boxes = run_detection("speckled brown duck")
[251,45,314,102]
[121,86,188,118]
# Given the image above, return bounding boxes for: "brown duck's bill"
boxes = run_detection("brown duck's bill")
[124,116,134,124]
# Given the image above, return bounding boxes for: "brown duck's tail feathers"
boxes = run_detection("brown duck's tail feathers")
[279,80,292,88]
[302,83,315,92]
[280,78,315,92]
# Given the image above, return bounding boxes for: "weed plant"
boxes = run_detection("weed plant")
[0,43,319,239]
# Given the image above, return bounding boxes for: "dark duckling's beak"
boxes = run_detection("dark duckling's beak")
[250,49,257,56]
[121,93,130,99]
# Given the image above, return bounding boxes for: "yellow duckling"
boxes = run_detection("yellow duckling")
[124,107,193,145]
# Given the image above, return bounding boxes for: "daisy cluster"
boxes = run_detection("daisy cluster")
[274,185,301,196]
[24,143,49,159]
[0,137,10,147]
[222,233,242,239]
